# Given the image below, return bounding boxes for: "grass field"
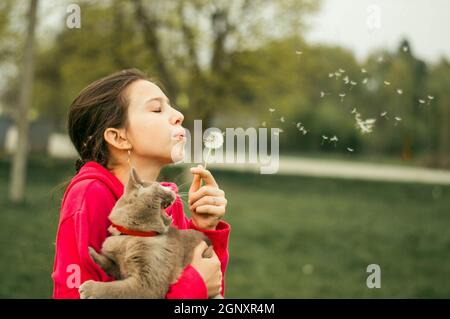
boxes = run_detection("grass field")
[0,157,449,298]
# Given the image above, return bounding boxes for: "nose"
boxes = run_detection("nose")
[171,108,184,126]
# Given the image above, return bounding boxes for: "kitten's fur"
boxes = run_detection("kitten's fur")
[78,168,220,299]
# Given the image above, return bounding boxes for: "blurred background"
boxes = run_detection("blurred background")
[0,0,449,298]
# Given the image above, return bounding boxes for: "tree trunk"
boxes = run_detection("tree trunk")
[9,0,38,203]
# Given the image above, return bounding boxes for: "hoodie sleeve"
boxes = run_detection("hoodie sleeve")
[52,180,115,299]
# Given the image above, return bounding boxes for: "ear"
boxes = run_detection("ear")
[125,168,142,192]
[104,127,131,151]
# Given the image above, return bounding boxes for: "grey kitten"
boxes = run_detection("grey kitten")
[79,168,221,299]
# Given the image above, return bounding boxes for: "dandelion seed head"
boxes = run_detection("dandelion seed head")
[203,131,224,149]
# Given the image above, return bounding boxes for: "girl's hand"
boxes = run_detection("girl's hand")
[188,165,227,230]
[190,241,222,298]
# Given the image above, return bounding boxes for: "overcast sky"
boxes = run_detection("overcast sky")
[305,0,450,63]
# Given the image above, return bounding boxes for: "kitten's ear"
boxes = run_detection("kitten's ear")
[126,167,142,192]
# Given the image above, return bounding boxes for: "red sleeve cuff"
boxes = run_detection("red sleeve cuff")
[188,219,230,252]
[165,265,208,299]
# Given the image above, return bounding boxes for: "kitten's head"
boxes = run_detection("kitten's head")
[108,168,176,235]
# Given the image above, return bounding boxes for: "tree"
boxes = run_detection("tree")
[9,0,39,203]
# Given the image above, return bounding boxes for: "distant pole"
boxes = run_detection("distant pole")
[9,0,38,203]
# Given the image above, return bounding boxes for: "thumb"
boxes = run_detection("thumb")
[193,241,208,256]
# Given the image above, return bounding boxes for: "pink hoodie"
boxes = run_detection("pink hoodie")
[52,161,230,299]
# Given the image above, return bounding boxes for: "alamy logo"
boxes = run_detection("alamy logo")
[66,4,81,29]
[366,264,381,288]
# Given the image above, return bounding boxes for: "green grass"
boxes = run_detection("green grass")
[0,157,449,298]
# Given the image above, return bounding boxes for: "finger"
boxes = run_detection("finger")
[194,205,225,218]
[190,196,227,211]
[190,166,218,187]
[189,169,202,194]
[189,186,224,205]
[193,241,208,255]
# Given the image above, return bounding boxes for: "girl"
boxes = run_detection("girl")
[52,69,230,299]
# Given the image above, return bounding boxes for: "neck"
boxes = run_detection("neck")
[109,157,163,186]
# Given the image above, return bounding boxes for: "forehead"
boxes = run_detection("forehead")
[126,80,168,106]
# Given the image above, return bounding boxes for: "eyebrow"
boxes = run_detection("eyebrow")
[144,97,170,106]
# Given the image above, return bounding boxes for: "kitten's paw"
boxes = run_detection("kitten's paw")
[79,280,97,299]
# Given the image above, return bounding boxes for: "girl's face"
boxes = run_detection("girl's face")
[125,80,186,165]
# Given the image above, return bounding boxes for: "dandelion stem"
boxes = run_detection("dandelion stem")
[204,148,212,170]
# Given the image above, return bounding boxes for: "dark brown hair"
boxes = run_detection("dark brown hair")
[68,68,148,173]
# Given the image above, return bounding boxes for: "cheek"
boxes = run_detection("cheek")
[128,115,172,155]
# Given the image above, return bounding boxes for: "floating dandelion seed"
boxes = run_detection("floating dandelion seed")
[397,89,403,95]
[403,46,408,52]
[343,76,350,84]
[262,121,266,127]
[347,147,354,152]
[361,68,367,73]
[419,99,426,105]
[330,135,339,146]
[296,122,302,129]
[339,93,346,102]
[428,95,434,100]
[380,111,388,118]
[280,117,285,123]
[328,73,334,78]
[378,56,384,63]
[321,135,328,145]
[334,72,341,78]
[269,108,275,112]
[320,91,325,98]
[384,80,391,86]
[355,112,376,134]
[203,131,224,169]
[362,78,368,84]
[295,50,303,55]
[350,81,357,86]
[338,68,345,73]
[395,116,402,122]
[351,108,357,114]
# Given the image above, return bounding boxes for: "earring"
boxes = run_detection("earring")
[127,149,132,167]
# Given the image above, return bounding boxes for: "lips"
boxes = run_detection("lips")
[172,128,186,141]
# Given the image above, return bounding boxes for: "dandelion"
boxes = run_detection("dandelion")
[269,108,275,112]
[347,147,354,152]
[384,80,391,86]
[339,93,346,102]
[280,116,285,123]
[361,68,367,73]
[397,89,403,95]
[203,131,224,169]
